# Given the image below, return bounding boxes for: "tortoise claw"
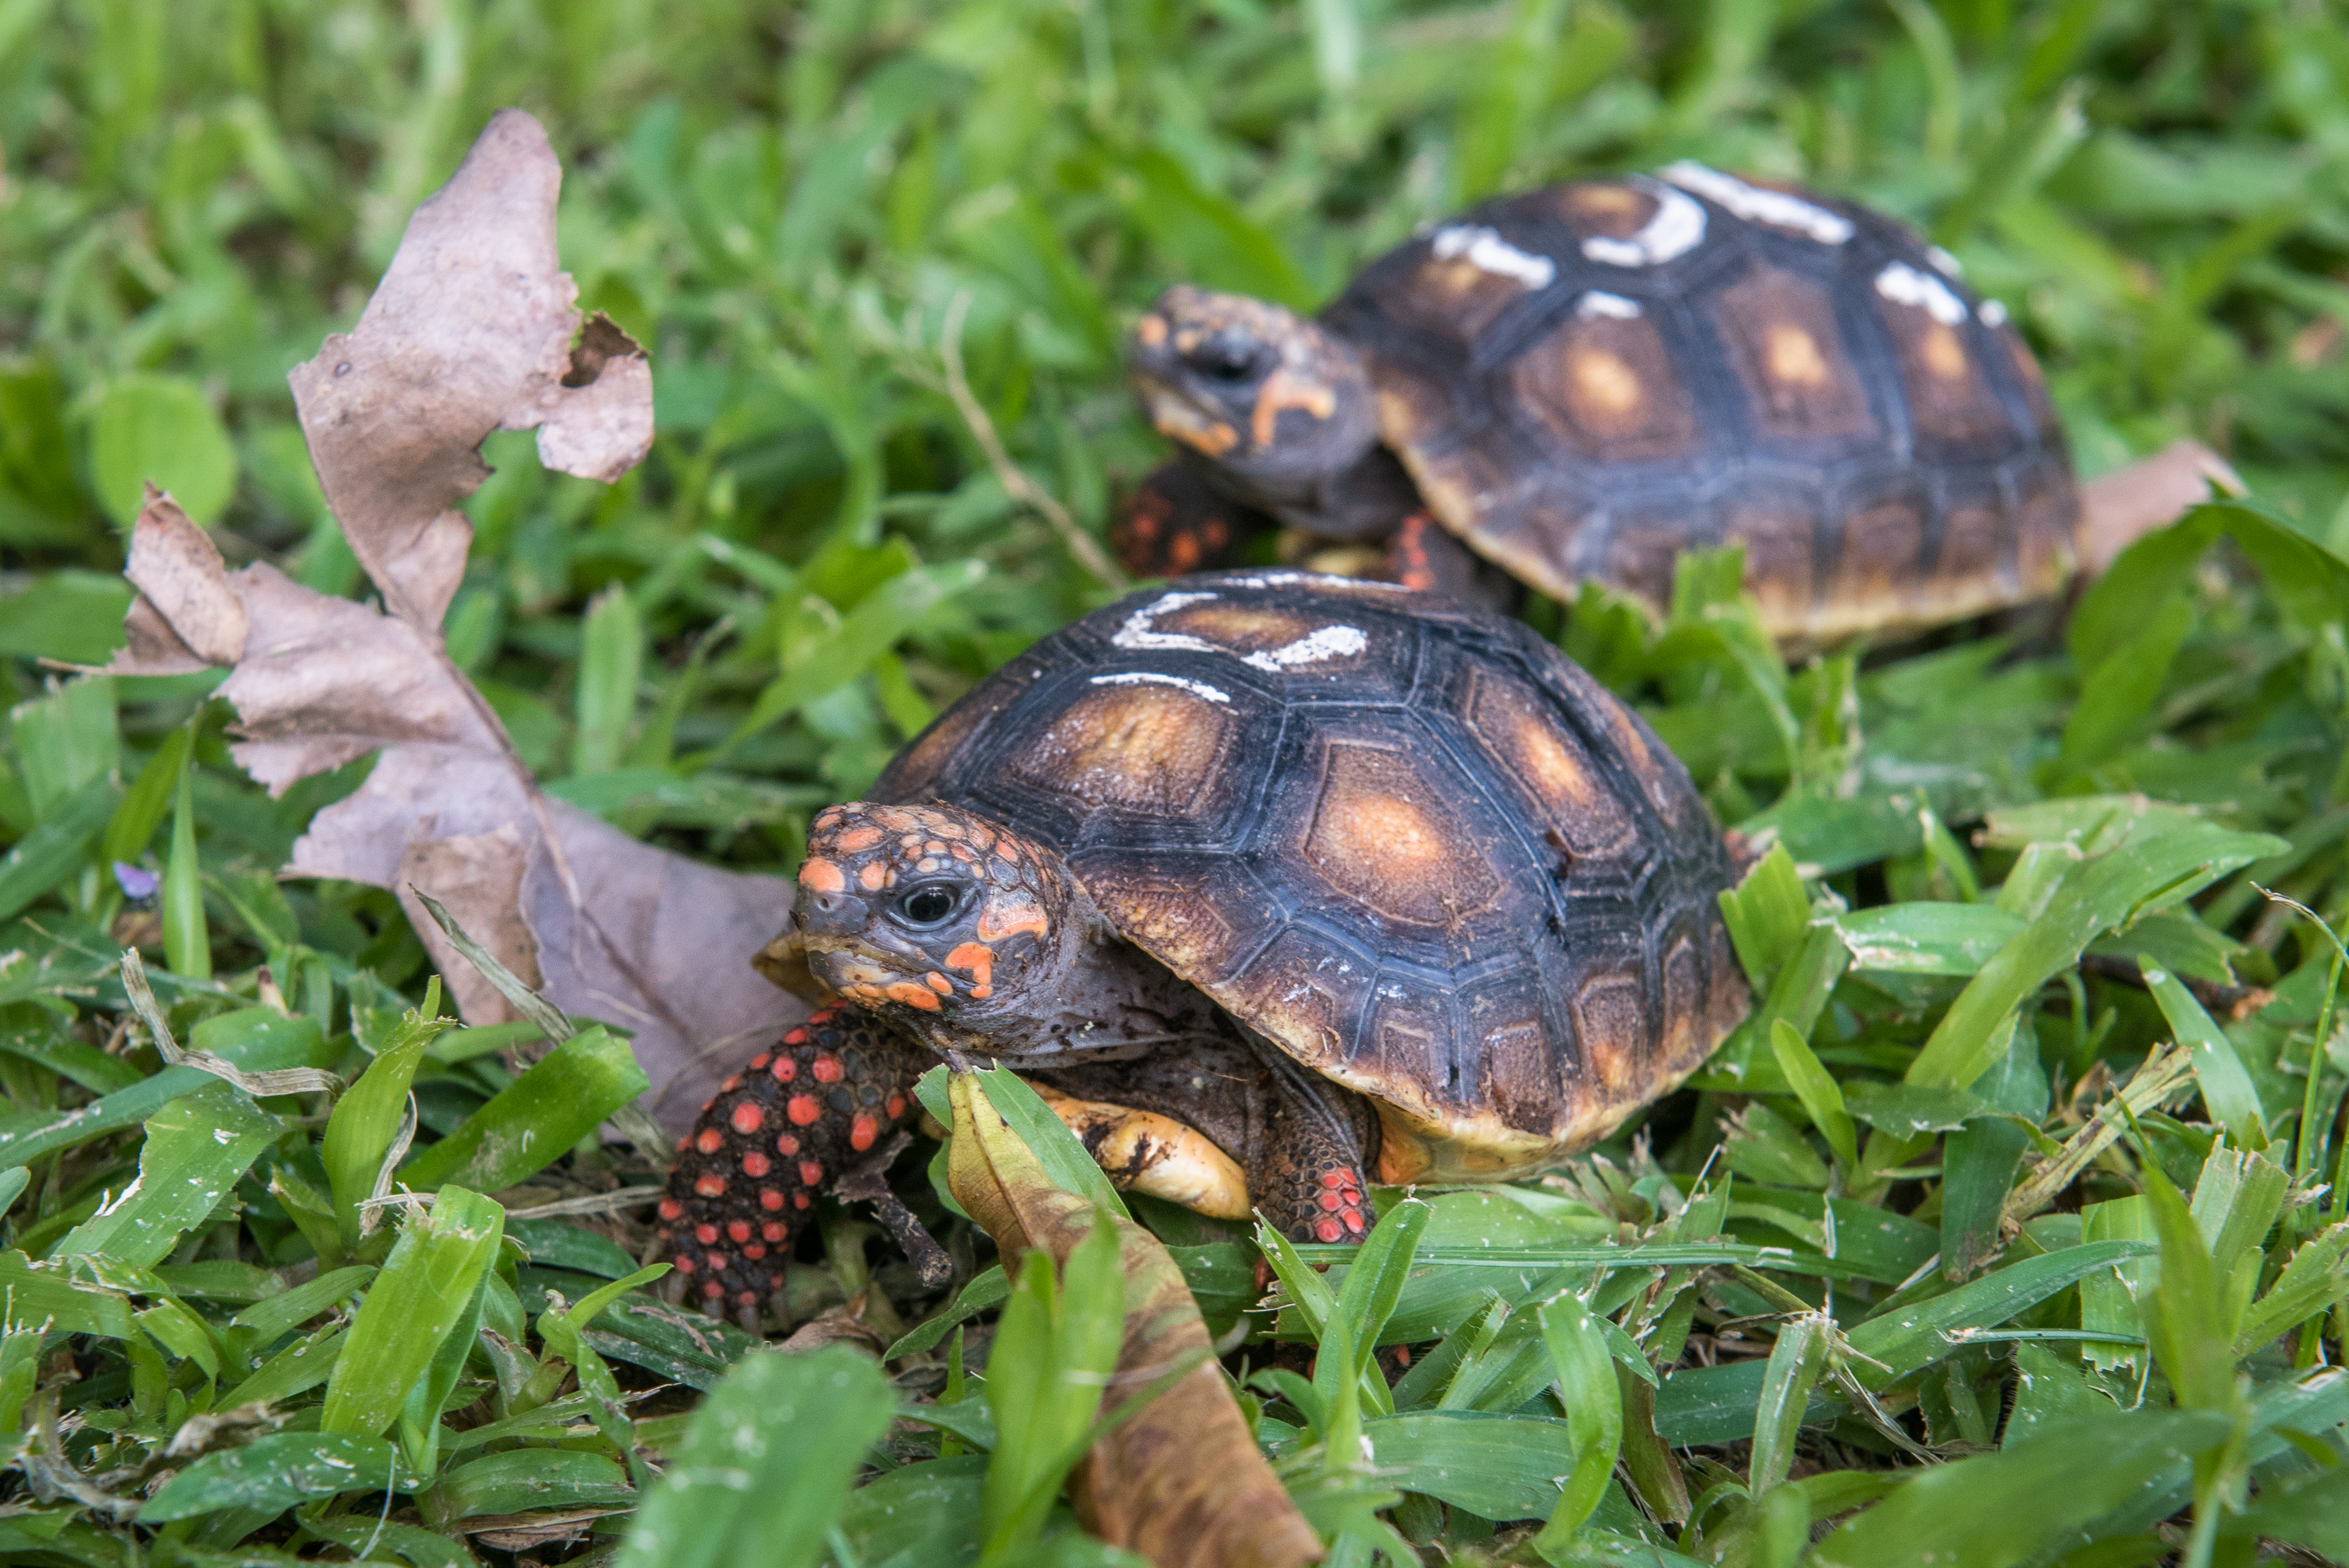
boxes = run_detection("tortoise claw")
[835,1130,954,1289]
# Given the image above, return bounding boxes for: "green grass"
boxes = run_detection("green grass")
[2,1,2348,1564]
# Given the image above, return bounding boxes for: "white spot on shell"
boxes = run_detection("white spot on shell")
[1242,625,1368,671]
[1927,245,1964,277]
[1430,225,1556,290]
[1110,591,1221,655]
[1875,261,1970,326]
[1220,571,1404,592]
[1581,182,1708,267]
[1659,163,1854,245]
[1576,291,1643,320]
[1090,671,1231,705]
[1977,298,2008,327]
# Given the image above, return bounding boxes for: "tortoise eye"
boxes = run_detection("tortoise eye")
[1187,333,1264,384]
[892,881,963,929]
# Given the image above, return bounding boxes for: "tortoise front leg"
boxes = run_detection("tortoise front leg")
[659,1005,927,1318]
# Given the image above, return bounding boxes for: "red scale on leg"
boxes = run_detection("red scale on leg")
[657,1006,927,1319]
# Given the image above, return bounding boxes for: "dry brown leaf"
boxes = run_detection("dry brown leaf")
[948,1072,1321,1568]
[93,110,797,1133]
[287,108,652,632]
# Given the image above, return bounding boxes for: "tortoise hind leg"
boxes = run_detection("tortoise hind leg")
[1253,1049,1380,1245]
[659,1005,927,1321]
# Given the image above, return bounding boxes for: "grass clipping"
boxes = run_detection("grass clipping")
[946,1069,1319,1568]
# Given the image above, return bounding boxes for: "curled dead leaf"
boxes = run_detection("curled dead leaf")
[948,1072,1320,1568]
[92,111,797,1133]
[287,108,652,632]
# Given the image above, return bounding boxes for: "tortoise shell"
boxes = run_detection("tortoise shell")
[1324,164,2074,644]
[872,571,1748,1181]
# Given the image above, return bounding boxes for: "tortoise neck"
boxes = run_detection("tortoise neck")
[900,877,1233,1066]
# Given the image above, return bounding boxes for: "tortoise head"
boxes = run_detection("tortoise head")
[792,801,1072,1042]
[1128,285,1378,504]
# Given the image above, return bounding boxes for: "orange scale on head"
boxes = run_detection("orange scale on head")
[950,844,975,862]
[834,825,884,852]
[858,862,888,891]
[885,981,942,1010]
[799,860,846,894]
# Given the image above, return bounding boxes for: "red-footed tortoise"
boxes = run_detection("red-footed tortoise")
[660,571,1747,1313]
[1116,164,2235,641]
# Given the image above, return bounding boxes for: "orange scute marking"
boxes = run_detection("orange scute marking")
[851,1113,878,1151]
[800,1161,824,1186]
[695,1223,718,1245]
[759,1189,784,1211]
[694,1174,726,1197]
[799,859,845,893]
[694,1128,724,1155]
[812,1056,843,1083]
[730,1103,764,1135]
[834,825,884,851]
[787,1095,821,1126]
[727,1221,752,1243]
[742,1151,770,1178]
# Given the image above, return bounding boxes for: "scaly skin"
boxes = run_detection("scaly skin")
[656,1005,924,1315]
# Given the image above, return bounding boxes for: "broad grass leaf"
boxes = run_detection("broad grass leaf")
[1836,902,2022,975]
[1717,841,1809,989]
[0,774,118,925]
[2236,1464,2349,1559]
[1533,1294,1622,1551]
[2138,1165,2235,1413]
[0,1251,136,1338]
[1940,1028,2048,1278]
[886,1263,1008,1359]
[435,1448,635,1521]
[614,1345,891,1568]
[572,582,643,778]
[1116,148,1315,311]
[2141,961,2267,1149]
[319,1186,505,1439]
[1811,1408,2232,1568]
[968,1064,1130,1219]
[1362,1410,1590,1522]
[1905,819,2284,1091]
[1747,1313,1828,1495]
[12,675,118,821]
[52,1079,279,1269]
[399,1026,649,1192]
[1770,1019,1856,1173]
[136,1431,403,1523]
[1845,1241,2156,1389]
[89,375,238,527]
[322,989,455,1248]
[834,1454,986,1565]
[2234,1221,2349,1354]
[228,1264,374,1350]
[983,1219,1126,1554]
[2061,593,2192,770]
